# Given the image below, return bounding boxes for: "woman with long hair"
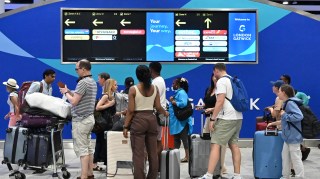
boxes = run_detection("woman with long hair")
[93,79,117,171]
[123,65,168,179]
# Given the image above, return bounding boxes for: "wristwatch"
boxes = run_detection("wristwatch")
[210,118,216,121]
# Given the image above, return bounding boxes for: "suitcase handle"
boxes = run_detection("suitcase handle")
[265,127,278,136]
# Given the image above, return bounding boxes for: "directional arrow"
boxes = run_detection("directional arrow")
[120,19,131,26]
[175,19,186,27]
[92,19,103,26]
[204,18,212,29]
[65,19,75,26]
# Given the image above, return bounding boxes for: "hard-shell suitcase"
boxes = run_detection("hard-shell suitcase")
[3,127,28,165]
[189,112,221,178]
[160,117,180,179]
[26,134,53,167]
[21,113,58,128]
[253,129,284,179]
[104,131,133,177]
[160,149,180,179]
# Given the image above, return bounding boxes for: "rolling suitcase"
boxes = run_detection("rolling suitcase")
[189,112,220,178]
[104,131,133,177]
[26,132,62,168]
[160,117,180,179]
[253,128,284,179]
[3,127,28,165]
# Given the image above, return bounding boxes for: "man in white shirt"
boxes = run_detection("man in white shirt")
[199,63,243,179]
[149,62,166,171]
[27,69,56,95]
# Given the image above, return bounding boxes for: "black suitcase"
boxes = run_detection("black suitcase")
[26,132,62,167]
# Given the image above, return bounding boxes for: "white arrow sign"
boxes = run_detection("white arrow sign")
[204,18,212,29]
[120,19,131,26]
[176,19,186,27]
[93,19,103,26]
[65,19,75,26]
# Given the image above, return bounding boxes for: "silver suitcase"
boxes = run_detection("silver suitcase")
[189,113,221,178]
[160,117,180,179]
[3,127,28,165]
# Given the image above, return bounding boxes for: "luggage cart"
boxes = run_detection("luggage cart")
[2,119,71,179]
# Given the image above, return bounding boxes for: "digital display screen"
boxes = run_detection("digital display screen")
[61,9,258,64]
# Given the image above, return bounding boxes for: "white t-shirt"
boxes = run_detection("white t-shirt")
[215,75,243,120]
[152,76,167,109]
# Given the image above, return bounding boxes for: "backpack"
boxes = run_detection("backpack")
[18,81,43,114]
[284,99,320,139]
[223,76,249,112]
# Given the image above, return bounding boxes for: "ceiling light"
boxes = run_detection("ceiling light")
[282,1,289,5]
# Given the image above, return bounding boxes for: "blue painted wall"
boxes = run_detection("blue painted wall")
[0,0,319,139]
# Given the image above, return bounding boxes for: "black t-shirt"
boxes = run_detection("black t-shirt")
[203,87,217,117]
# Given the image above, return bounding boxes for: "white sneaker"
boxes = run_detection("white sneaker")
[231,176,243,179]
[198,174,211,179]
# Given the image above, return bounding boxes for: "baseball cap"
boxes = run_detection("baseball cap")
[270,80,284,88]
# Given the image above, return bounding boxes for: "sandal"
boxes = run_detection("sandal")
[180,158,188,163]
[93,166,103,171]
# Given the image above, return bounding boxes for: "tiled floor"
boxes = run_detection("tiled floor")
[0,146,320,179]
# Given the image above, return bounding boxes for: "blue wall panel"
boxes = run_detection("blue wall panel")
[0,0,319,139]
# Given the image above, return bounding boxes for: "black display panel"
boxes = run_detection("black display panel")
[61,9,258,64]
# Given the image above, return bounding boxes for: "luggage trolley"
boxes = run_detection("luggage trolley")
[2,118,71,179]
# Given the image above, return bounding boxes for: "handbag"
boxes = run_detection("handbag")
[92,111,108,134]
[172,101,193,121]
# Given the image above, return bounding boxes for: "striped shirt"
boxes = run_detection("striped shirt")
[71,77,97,121]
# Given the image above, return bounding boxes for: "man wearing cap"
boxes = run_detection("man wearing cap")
[267,80,284,122]
[27,69,56,96]
[3,78,20,127]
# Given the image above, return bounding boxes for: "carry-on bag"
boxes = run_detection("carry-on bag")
[189,112,220,178]
[20,113,58,128]
[104,131,133,177]
[253,128,284,179]
[26,134,53,167]
[160,117,180,179]
[3,127,28,165]
[256,110,275,131]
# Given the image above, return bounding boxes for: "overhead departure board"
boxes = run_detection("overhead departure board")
[61,9,258,64]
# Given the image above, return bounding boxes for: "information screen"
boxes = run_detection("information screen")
[61,9,258,64]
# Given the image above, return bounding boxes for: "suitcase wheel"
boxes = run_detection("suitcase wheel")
[12,172,26,179]
[6,128,12,133]
[62,170,71,179]
[18,159,25,166]
[22,130,28,135]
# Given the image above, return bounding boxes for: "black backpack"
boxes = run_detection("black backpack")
[284,99,320,139]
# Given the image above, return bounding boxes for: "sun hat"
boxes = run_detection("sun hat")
[3,78,19,89]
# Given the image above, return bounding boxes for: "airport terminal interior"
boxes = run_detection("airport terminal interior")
[1,0,320,179]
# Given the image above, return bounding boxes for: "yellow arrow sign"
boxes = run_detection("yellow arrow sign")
[204,18,212,29]
[120,19,131,26]
[65,19,75,26]
[93,19,103,26]
[176,19,186,27]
